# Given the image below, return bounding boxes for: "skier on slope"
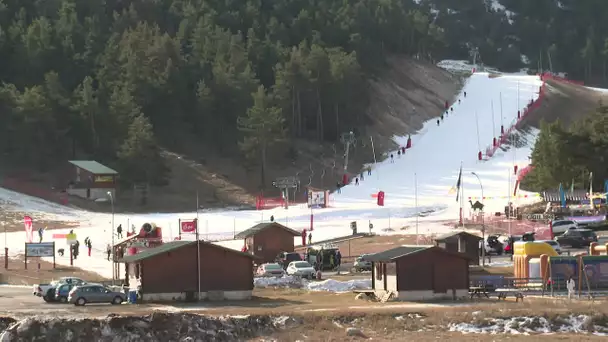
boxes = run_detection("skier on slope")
[436,119,440,126]
[450,107,454,112]
[458,99,461,104]
[401,146,405,154]
[390,154,394,163]
[397,150,401,158]
[441,114,444,121]
[464,91,467,97]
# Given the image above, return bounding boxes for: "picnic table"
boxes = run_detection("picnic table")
[469,286,490,299]
[495,288,524,302]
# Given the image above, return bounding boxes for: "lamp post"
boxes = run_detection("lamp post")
[107,191,115,285]
[471,172,485,267]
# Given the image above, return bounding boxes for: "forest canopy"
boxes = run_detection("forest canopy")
[0,0,606,188]
[521,104,608,192]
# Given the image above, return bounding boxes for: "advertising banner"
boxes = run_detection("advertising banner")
[24,216,33,243]
[180,220,197,234]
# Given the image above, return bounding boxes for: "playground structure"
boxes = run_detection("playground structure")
[589,242,608,255]
[513,241,608,293]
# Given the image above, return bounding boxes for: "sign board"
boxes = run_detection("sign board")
[180,220,197,234]
[25,242,55,257]
[273,176,298,188]
[95,175,114,183]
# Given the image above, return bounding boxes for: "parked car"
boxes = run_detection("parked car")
[555,229,598,248]
[54,283,77,303]
[33,277,86,302]
[503,232,536,254]
[539,240,562,255]
[551,220,578,235]
[256,263,286,277]
[353,255,372,272]
[480,235,504,255]
[276,252,302,269]
[286,261,316,279]
[68,284,126,306]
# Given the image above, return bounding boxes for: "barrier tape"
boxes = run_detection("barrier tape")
[467,194,542,200]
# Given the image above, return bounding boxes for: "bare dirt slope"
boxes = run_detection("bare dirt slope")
[1,56,462,213]
[519,79,606,129]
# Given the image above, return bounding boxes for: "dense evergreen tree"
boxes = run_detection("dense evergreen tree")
[0,0,606,188]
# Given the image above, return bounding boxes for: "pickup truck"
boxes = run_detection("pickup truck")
[33,277,86,302]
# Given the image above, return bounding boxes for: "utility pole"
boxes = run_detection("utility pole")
[341,131,356,172]
[196,191,201,300]
[107,191,115,285]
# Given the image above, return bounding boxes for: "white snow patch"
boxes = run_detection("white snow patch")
[254,276,371,292]
[449,315,608,335]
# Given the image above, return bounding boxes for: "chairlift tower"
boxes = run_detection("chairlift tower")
[272,176,299,209]
[340,131,356,172]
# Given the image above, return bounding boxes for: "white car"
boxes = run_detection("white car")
[256,263,285,277]
[33,277,86,302]
[551,220,578,235]
[286,261,316,279]
[540,240,562,255]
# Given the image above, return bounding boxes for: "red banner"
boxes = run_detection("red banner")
[255,195,285,210]
[180,220,197,234]
[24,216,33,243]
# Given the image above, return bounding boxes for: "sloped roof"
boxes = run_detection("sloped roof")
[234,222,300,239]
[435,231,482,242]
[68,160,118,175]
[363,245,470,263]
[118,240,258,263]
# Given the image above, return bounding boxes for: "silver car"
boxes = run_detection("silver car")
[68,284,126,306]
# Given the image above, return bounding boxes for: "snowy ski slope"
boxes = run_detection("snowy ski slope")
[0,72,546,278]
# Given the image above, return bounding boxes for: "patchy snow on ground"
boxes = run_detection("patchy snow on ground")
[449,315,608,335]
[254,276,371,292]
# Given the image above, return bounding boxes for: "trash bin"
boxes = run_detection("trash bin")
[128,290,138,304]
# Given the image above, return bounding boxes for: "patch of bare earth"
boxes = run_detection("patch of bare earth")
[0,211,77,233]
[0,254,108,285]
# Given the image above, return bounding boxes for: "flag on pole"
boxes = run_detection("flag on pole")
[570,178,574,194]
[455,165,463,202]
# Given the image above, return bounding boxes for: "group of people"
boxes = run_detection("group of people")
[437,92,467,126]
[335,166,372,193]
[389,146,408,164]
[307,249,342,272]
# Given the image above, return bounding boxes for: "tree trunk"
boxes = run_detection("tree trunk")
[291,86,296,138]
[316,88,324,141]
[297,91,302,137]
[260,143,267,189]
[335,103,339,140]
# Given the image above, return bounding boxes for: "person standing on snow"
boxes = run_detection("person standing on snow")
[397,150,401,158]
[38,227,44,243]
[401,147,406,154]
[464,91,467,97]
[106,244,112,261]
[116,224,123,239]
[390,154,394,163]
[336,182,341,194]
[436,119,440,126]
[567,276,576,299]
[355,177,359,186]
[450,107,453,112]
[367,166,371,176]
[86,238,92,257]
[458,99,461,104]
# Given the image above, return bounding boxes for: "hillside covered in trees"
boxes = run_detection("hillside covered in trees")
[521,103,608,193]
[0,0,607,195]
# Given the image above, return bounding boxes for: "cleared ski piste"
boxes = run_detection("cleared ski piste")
[0,72,547,279]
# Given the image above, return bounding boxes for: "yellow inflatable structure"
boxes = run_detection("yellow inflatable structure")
[513,241,558,282]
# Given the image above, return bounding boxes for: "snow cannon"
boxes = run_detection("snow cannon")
[493,137,497,147]
[517,110,521,119]
[501,125,504,135]
[139,222,163,240]
[377,191,385,206]
[406,135,412,149]
[478,151,482,161]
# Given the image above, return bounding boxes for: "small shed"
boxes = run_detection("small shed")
[364,245,470,301]
[66,160,118,201]
[435,231,482,265]
[234,222,301,263]
[119,240,258,301]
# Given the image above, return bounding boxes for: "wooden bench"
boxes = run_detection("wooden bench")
[495,288,524,302]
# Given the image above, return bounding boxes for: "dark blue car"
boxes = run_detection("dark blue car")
[54,284,76,303]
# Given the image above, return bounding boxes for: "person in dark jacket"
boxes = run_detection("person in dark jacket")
[116,224,123,239]
[336,182,341,194]
[106,244,112,261]
[464,91,467,97]
[436,119,440,126]
[86,238,92,257]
